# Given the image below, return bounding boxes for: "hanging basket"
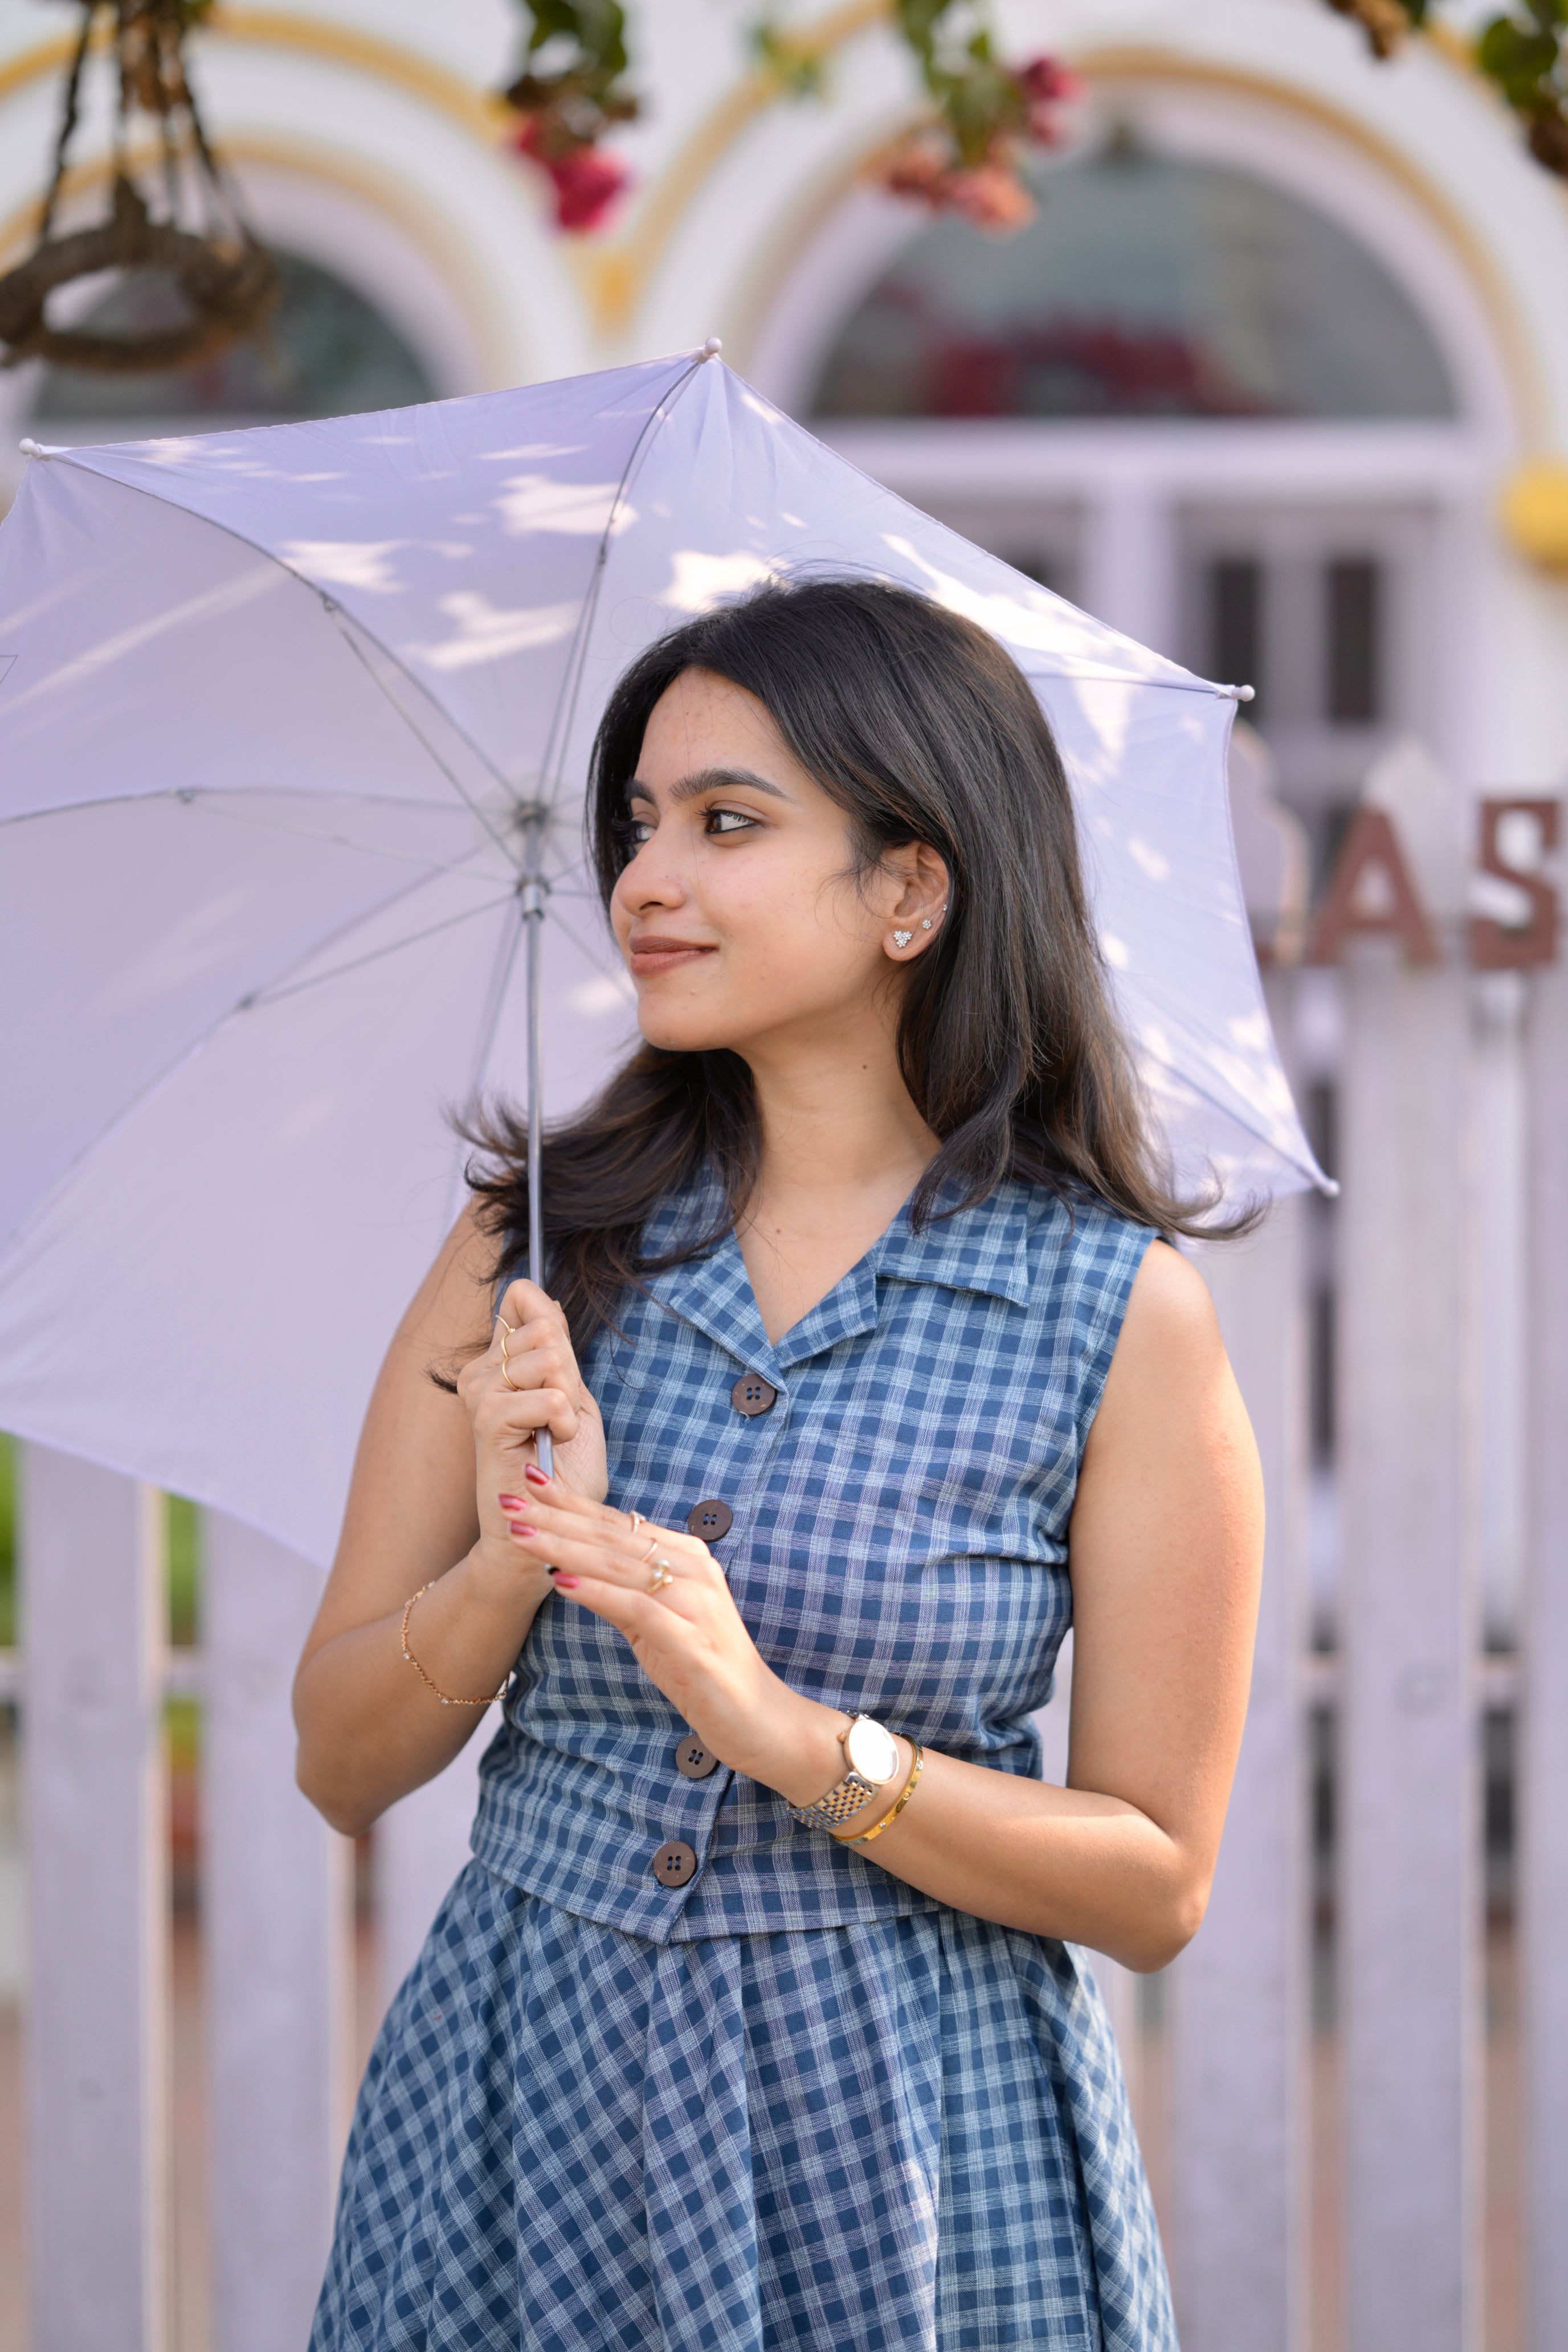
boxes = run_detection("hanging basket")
[0,174,276,371]
[0,0,279,376]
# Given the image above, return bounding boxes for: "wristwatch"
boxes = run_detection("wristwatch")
[789,1714,903,1831]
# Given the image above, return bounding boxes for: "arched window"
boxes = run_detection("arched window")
[811,140,1457,422]
[32,250,435,426]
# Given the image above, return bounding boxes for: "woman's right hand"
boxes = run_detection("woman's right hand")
[458,1279,609,1565]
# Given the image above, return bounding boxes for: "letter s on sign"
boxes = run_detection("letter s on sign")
[1468,798,1561,970]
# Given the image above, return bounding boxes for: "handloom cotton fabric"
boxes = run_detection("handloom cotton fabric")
[312,1178,1176,2351]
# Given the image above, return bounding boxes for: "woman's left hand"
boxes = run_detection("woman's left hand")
[499,1467,838,1801]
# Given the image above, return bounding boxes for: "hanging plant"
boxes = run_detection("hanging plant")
[493,0,1568,248]
[0,0,278,373]
[877,2,1083,230]
[500,1,639,234]
[1324,0,1568,179]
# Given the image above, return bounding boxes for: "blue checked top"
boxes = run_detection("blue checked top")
[472,1175,1153,1942]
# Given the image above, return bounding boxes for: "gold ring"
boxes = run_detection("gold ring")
[648,1561,675,1593]
[642,1534,661,1563]
[498,1320,522,1393]
[628,1510,646,1530]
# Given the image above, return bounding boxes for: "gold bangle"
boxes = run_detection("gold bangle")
[835,1741,923,1846]
[401,1585,509,1708]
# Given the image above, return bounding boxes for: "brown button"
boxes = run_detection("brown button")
[687,1498,734,1541]
[731,1372,777,1418]
[674,1735,718,1780]
[651,1839,699,1888]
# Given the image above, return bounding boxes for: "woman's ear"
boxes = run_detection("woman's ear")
[880,844,950,962]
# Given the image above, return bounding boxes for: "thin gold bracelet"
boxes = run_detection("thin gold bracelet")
[835,1741,924,1847]
[400,1584,509,1708]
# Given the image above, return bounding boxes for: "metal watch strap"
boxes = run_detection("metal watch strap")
[787,1769,880,1832]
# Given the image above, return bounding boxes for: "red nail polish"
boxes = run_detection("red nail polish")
[507,1521,538,1539]
[553,1573,579,1589]
[497,1494,526,1510]
[523,1464,550,1488]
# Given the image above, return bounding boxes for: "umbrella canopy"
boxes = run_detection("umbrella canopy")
[0,347,1322,1566]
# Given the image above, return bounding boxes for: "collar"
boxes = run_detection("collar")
[867,1179,1038,1312]
[638,1173,1040,1375]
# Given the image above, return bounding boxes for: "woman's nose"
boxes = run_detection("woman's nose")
[615,848,684,914]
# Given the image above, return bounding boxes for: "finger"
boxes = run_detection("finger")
[496,1477,681,1552]
[501,1496,705,1582]
[492,1316,573,1388]
[501,1470,614,1519]
[499,1279,569,1341]
[548,1572,683,1643]
[501,1516,696,1591]
[485,1386,579,1446]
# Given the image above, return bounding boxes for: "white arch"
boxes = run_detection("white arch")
[740,75,1514,445]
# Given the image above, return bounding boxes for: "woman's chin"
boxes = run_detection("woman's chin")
[635,1005,747,1055]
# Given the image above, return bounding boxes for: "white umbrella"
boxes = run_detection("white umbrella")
[0,345,1323,1566]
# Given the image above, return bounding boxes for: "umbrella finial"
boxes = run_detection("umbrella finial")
[18,438,47,458]
[702,337,722,360]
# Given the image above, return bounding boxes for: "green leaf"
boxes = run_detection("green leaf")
[1477,14,1560,100]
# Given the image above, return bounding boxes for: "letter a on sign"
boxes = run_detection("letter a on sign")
[1305,806,1439,966]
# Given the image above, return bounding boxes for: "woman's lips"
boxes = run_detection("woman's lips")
[627,936,717,975]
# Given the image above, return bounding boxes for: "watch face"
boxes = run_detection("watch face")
[844,1716,900,1786]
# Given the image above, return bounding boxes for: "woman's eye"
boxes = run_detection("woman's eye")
[707,807,757,836]
[626,818,655,847]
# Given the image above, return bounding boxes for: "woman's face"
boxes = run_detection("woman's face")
[609,667,944,1059]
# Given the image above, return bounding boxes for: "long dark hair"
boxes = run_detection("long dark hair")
[466,577,1230,1353]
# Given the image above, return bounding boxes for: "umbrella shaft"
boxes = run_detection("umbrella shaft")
[525,901,552,1480]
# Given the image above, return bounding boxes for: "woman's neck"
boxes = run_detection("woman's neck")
[733,1019,940,1345]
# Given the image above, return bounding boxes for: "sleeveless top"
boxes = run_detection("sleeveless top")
[470,1174,1154,1939]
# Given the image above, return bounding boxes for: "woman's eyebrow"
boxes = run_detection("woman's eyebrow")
[628,766,791,806]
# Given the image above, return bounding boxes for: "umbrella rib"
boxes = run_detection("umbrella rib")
[462,901,528,1113]
[207,861,451,1019]
[164,791,507,884]
[536,352,710,818]
[35,453,526,865]
[250,888,520,1010]
[0,783,472,831]
[321,611,522,869]
[1136,1043,1328,1192]
[543,900,632,988]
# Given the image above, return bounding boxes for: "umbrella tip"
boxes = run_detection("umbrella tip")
[1232,683,1256,703]
[702,337,722,360]
[18,438,46,458]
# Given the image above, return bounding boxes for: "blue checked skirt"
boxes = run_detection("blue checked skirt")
[314,1865,1169,2351]
[313,1178,1177,2349]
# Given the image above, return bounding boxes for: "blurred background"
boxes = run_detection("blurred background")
[1,3,1566,2349]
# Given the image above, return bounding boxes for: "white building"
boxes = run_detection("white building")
[2,0,1566,813]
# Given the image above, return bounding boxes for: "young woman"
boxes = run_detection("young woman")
[296,579,1263,2352]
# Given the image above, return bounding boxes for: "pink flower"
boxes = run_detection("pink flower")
[543,144,628,232]
[884,137,1037,234]
[944,162,1038,231]
[510,116,630,234]
[1014,54,1083,147]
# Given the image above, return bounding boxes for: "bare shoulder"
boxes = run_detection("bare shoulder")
[1114,1232,1222,1364]
[1085,1236,1243,1475]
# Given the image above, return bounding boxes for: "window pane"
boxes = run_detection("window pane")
[1210,557,1264,716]
[1325,558,1382,725]
[812,146,1457,422]
[34,251,435,424]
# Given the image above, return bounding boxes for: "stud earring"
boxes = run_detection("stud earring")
[892,930,913,948]
[920,919,932,930]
